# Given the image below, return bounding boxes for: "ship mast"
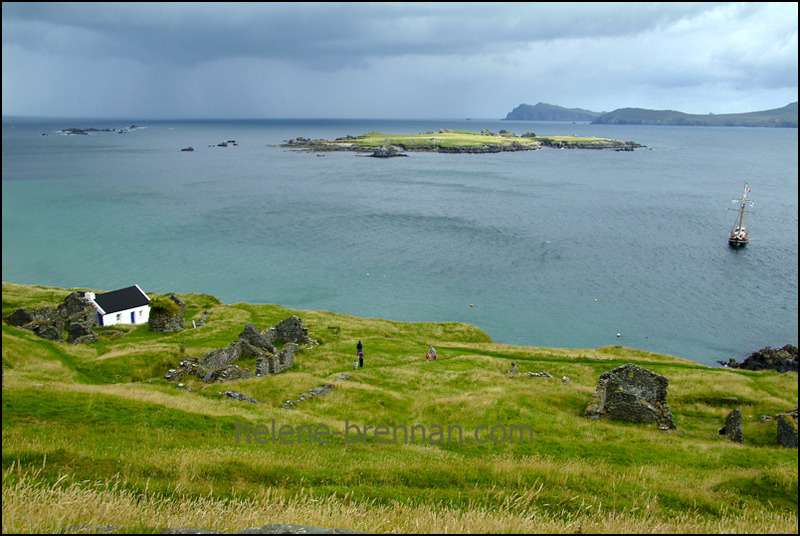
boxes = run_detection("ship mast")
[729,182,755,233]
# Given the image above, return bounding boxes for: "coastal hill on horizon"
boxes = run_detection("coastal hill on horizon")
[504,101,798,127]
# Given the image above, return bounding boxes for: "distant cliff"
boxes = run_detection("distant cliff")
[504,102,798,127]
[504,103,603,122]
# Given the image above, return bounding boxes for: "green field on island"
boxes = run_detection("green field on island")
[282,129,644,152]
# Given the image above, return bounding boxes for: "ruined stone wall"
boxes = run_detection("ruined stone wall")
[148,313,184,333]
[166,318,307,384]
[3,292,99,344]
[262,315,316,345]
[585,363,675,430]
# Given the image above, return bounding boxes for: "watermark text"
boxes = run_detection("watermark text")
[235,419,533,445]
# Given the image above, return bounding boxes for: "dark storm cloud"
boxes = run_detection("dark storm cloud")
[2,2,797,118]
[2,2,722,68]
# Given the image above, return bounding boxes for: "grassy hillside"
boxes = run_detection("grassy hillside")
[502,101,798,127]
[592,102,798,127]
[2,282,797,533]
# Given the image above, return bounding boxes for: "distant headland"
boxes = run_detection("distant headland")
[504,101,798,128]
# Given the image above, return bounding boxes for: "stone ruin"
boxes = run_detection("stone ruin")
[585,363,675,430]
[148,294,186,333]
[148,311,184,333]
[723,407,797,447]
[282,373,351,409]
[164,315,317,384]
[776,408,798,448]
[170,294,187,315]
[3,291,99,344]
[508,363,570,382]
[719,408,743,443]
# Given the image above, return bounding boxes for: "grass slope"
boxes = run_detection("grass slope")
[2,282,797,533]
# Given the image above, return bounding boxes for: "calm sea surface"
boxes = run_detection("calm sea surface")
[2,116,798,367]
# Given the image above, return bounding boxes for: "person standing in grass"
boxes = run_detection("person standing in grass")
[357,340,363,353]
[358,350,364,368]
[429,345,437,360]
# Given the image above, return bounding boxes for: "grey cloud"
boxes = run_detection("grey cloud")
[2,2,796,119]
[2,2,731,68]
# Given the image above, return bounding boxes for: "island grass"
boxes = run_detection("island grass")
[2,282,797,533]
[284,129,639,151]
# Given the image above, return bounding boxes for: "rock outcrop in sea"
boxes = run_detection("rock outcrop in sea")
[720,345,798,373]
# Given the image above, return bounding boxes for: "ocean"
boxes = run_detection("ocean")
[2,116,797,367]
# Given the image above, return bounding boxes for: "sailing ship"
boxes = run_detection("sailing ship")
[728,182,755,248]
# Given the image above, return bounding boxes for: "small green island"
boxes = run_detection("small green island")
[281,129,644,155]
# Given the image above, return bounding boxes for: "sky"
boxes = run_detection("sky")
[2,2,798,119]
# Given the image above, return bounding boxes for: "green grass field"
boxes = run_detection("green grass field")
[2,282,797,533]
[286,129,640,151]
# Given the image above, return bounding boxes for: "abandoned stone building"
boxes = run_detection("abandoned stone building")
[164,315,316,384]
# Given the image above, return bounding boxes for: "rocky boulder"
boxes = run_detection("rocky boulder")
[585,363,675,430]
[369,143,407,158]
[4,293,100,343]
[31,322,64,342]
[5,307,35,327]
[67,321,99,344]
[61,291,94,317]
[720,345,798,373]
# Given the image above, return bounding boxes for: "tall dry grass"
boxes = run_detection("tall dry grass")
[3,464,797,534]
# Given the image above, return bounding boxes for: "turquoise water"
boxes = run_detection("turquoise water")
[2,116,797,366]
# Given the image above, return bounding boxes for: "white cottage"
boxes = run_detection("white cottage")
[84,285,151,326]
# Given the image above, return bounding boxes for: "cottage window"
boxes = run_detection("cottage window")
[116,313,121,321]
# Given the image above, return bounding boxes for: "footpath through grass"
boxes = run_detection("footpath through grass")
[2,282,797,533]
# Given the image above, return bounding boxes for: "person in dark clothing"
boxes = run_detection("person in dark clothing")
[357,340,363,353]
[358,350,364,368]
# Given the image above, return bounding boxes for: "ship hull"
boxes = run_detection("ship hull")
[728,235,748,247]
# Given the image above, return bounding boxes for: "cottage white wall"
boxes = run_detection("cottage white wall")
[100,305,150,326]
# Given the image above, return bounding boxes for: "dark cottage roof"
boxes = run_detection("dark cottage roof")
[93,285,150,314]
